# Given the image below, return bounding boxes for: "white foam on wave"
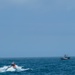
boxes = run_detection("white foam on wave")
[0,65,30,73]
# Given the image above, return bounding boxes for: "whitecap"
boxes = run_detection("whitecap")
[0,65,30,73]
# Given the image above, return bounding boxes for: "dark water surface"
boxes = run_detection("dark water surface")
[0,57,75,75]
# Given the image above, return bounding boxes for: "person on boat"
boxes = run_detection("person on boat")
[64,54,67,58]
[11,62,16,68]
[6,62,16,70]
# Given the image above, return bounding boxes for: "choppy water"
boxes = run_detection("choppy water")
[0,57,75,75]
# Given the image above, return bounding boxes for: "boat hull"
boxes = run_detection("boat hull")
[61,57,70,60]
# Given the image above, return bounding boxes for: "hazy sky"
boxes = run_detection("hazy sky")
[0,0,75,57]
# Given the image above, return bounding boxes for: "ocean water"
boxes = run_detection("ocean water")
[0,57,75,75]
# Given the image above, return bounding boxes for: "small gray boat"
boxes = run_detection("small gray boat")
[61,55,70,60]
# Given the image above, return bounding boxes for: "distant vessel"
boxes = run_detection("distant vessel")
[61,55,70,60]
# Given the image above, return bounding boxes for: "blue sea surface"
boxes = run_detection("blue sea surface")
[0,57,75,75]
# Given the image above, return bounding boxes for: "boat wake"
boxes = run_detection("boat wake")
[0,65,30,73]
